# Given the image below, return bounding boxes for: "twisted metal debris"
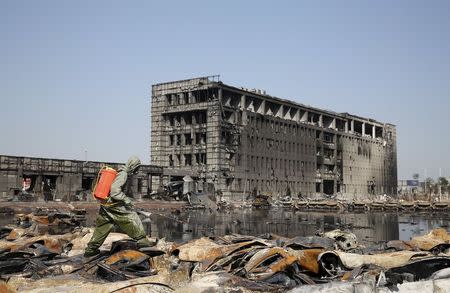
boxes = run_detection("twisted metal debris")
[0,209,449,292]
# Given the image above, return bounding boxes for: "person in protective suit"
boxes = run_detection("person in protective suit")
[84,156,151,257]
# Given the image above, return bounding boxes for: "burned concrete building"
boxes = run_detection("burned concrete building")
[0,155,162,201]
[151,76,397,200]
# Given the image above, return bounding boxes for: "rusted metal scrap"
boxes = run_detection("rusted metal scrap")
[173,237,270,263]
[193,244,323,283]
[386,240,414,251]
[15,208,86,227]
[318,250,430,277]
[284,236,335,250]
[384,256,450,285]
[322,229,358,251]
[0,229,88,278]
[409,228,450,252]
[290,249,323,274]
[97,249,157,281]
[0,227,13,239]
[243,247,299,281]
[0,242,63,277]
[0,230,85,253]
[5,227,29,241]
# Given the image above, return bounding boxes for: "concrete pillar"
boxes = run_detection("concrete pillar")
[345,121,349,132]
[172,94,177,105]
[179,92,184,104]
[319,115,323,127]
[350,120,354,132]
[147,174,153,194]
[35,175,42,198]
[362,123,365,135]
[218,88,223,103]
[240,95,246,110]
[55,175,64,201]
[242,110,248,126]
[131,177,140,200]
[151,175,161,193]
[372,125,376,138]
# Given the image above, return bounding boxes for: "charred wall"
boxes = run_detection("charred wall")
[0,155,163,201]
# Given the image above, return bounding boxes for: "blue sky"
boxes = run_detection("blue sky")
[1,0,449,179]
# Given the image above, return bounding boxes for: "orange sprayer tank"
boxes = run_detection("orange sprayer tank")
[93,167,117,200]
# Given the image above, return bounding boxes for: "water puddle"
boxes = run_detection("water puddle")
[1,208,449,244]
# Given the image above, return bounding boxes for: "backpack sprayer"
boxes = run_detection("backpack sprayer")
[92,166,117,201]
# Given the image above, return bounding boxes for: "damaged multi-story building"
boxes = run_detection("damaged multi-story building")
[151,76,397,200]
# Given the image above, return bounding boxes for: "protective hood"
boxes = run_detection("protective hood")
[125,156,141,174]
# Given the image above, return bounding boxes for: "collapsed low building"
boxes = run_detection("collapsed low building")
[0,155,163,201]
[150,76,397,200]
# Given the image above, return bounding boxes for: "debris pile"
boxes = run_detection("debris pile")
[0,229,87,279]
[89,240,164,282]
[168,228,450,292]
[15,208,86,228]
[0,228,167,290]
[293,200,450,213]
[0,215,449,293]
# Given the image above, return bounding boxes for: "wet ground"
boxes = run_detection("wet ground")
[1,204,449,245]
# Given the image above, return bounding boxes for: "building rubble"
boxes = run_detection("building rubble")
[0,210,449,293]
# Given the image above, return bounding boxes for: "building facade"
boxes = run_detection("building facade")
[151,76,397,200]
[0,155,162,201]
[398,179,424,195]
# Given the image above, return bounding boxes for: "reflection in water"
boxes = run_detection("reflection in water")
[398,213,450,241]
[144,209,449,244]
[1,209,449,244]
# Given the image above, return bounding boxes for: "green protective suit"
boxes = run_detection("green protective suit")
[84,156,151,257]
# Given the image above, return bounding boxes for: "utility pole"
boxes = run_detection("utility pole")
[424,168,427,195]
[439,168,442,202]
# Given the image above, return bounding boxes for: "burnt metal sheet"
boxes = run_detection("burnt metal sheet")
[409,228,450,251]
[319,250,430,275]
[174,237,270,263]
[284,236,334,250]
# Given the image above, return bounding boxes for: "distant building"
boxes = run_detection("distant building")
[398,179,424,195]
[151,76,398,200]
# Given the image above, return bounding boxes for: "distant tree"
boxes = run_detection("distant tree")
[438,177,449,194]
[425,177,436,194]
[412,173,419,180]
